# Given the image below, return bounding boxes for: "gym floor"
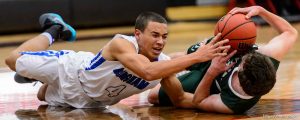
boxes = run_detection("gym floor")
[0,8,300,120]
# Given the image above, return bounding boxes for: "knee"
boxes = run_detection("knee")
[37,93,45,101]
[148,90,159,104]
[5,51,21,71]
[37,84,48,101]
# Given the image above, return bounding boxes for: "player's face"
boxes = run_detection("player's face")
[135,21,168,61]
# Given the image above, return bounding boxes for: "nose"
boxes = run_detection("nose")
[156,37,164,45]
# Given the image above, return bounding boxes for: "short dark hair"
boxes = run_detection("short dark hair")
[135,12,167,32]
[238,51,276,96]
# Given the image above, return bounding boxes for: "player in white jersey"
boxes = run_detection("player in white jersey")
[5,12,230,108]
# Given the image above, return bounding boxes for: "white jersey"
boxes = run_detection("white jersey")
[78,34,170,105]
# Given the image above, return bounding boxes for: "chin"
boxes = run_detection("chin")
[149,55,159,61]
[147,52,160,61]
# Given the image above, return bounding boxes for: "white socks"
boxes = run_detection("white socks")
[41,32,55,46]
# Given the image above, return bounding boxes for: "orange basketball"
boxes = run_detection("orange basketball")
[214,13,256,55]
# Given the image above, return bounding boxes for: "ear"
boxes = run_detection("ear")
[134,29,141,40]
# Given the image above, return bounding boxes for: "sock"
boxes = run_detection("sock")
[41,32,54,45]
[45,25,62,40]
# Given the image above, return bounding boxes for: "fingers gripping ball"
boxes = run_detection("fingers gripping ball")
[214,13,257,55]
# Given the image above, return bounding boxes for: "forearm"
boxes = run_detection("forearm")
[143,53,202,80]
[254,6,298,60]
[258,7,297,34]
[161,76,195,108]
[193,71,217,104]
[145,36,230,80]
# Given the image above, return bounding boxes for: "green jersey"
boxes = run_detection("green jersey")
[158,41,279,114]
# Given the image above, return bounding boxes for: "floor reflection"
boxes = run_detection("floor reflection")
[11,99,300,120]
[13,104,242,120]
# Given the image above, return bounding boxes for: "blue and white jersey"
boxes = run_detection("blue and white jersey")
[78,34,170,105]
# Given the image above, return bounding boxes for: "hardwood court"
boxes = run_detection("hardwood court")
[0,21,299,119]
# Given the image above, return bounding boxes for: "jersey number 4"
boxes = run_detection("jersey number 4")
[105,85,126,97]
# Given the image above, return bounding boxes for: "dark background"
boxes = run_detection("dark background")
[0,0,299,34]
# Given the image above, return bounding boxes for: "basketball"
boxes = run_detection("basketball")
[214,13,257,55]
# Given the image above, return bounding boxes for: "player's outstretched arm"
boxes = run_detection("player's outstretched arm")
[107,34,230,81]
[229,6,298,61]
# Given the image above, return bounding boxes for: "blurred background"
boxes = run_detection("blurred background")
[0,0,299,34]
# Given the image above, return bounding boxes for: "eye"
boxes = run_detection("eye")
[152,34,159,38]
[162,35,167,40]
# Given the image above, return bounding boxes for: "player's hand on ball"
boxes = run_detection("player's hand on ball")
[194,33,230,62]
[229,6,264,19]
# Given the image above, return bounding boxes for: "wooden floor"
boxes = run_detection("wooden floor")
[0,20,300,119]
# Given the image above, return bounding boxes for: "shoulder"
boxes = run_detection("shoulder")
[220,92,260,114]
[103,35,137,61]
[111,34,138,52]
[109,36,136,51]
[113,34,136,41]
[220,84,260,114]
[254,50,280,70]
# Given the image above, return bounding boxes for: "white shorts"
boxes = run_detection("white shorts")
[16,50,104,108]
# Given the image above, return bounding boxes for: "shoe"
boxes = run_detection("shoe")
[14,73,37,83]
[39,13,76,41]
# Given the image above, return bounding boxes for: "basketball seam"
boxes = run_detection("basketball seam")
[229,36,256,40]
[220,14,233,34]
[221,21,254,40]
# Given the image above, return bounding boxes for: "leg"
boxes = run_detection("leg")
[148,84,161,104]
[5,35,51,71]
[5,13,76,83]
[5,13,76,71]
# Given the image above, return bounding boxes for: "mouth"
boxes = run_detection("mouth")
[152,47,162,55]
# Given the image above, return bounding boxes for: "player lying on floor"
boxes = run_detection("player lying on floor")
[5,11,229,108]
[148,6,298,114]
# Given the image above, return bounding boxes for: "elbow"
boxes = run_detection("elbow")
[192,94,198,104]
[172,99,183,108]
[5,52,18,71]
[192,96,202,106]
[4,56,10,68]
[293,28,298,40]
[192,98,198,105]
[173,102,183,108]
[290,28,298,46]
[172,95,185,108]
[289,27,298,42]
